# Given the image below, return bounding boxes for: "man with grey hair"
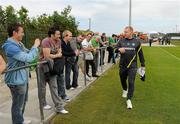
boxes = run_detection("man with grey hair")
[70,34,92,81]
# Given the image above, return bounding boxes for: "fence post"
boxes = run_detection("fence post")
[35,64,44,122]
[100,48,103,72]
[83,52,87,86]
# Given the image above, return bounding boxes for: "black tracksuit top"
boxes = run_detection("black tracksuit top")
[116,38,145,68]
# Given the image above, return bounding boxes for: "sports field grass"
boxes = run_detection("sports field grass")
[51,46,180,124]
[171,40,180,46]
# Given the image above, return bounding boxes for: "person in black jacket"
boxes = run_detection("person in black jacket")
[116,26,145,109]
[61,30,79,90]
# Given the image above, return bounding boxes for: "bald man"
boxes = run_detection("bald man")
[117,26,145,109]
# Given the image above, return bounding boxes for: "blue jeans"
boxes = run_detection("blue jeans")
[8,83,27,124]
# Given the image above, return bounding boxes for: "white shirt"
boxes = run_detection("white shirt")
[81,39,93,60]
[81,39,92,48]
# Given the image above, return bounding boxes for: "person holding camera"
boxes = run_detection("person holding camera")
[2,23,40,124]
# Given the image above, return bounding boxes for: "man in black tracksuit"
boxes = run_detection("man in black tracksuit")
[116,26,145,109]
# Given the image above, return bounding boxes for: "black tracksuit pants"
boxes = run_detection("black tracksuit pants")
[107,46,115,64]
[119,67,137,99]
[86,60,96,76]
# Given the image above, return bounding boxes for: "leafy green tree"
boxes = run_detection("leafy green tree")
[0,5,80,48]
[17,6,29,25]
[0,6,6,30]
[4,5,18,28]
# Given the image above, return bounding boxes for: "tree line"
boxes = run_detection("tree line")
[0,5,79,34]
[0,5,80,48]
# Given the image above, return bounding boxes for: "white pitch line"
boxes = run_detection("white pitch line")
[159,47,180,61]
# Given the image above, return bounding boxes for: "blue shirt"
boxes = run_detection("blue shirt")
[2,38,39,85]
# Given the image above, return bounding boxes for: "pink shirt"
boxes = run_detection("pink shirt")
[40,37,61,60]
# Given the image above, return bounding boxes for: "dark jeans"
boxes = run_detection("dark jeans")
[99,48,105,65]
[107,46,115,63]
[119,67,137,99]
[57,73,67,99]
[149,39,152,47]
[86,60,96,76]
[65,61,79,89]
[8,83,28,124]
[93,51,99,72]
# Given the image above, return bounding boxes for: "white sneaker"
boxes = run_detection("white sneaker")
[86,75,92,81]
[43,104,52,110]
[122,90,128,98]
[76,85,82,88]
[60,109,69,114]
[70,87,75,90]
[63,96,71,102]
[23,120,32,124]
[126,99,133,109]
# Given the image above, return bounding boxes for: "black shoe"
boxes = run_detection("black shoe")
[62,96,71,102]
[66,86,72,90]
[87,74,91,77]
[140,74,145,81]
[92,74,100,77]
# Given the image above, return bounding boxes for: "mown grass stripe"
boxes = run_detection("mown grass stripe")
[158,47,180,61]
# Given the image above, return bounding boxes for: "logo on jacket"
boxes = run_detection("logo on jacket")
[132,43,135,46]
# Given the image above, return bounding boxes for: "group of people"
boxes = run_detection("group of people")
[160,36,171,45]
[0,24,145,124]
[149,35,171,47]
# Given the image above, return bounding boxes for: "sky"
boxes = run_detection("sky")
[1,0,180,35]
